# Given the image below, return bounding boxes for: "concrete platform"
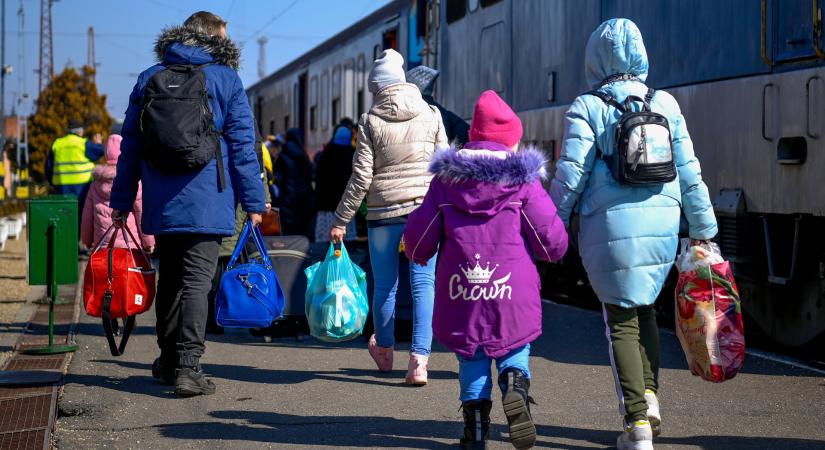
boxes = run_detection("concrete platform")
[54,301,825,449]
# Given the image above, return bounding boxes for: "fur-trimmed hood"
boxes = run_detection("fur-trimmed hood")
[154,26,241,70]
[429,142,548,186]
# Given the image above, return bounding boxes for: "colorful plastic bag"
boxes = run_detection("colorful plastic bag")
[674,239,745,382]
[304,243,369,342]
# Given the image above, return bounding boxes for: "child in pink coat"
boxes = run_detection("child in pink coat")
[81,134,154,252]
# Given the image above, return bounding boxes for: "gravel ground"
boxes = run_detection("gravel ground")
[0,226,30,304]
[0,226,29,367]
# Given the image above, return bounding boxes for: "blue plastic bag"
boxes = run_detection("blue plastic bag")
[304,243,369,342]
[216,220,285,328]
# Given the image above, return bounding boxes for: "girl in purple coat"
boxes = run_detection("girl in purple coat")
[404,91,568,450]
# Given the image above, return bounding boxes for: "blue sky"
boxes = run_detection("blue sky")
[4,0,392,119]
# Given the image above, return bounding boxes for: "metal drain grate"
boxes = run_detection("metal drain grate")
[0,386,52,400]
[0,395,53,433]
[0,430,48,450]
[5,356,65,371]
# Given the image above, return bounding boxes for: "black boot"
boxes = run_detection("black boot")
[499,368,536,449]
[174,367,216,397]
[460,399,492,449]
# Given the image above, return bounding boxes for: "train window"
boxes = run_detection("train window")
[332,65,342,100]
[321,71,330,130]
[382,28,398,51]
[332,98,340,125]
[446,0,466,24]
[357,89,364,118]
[269,120,275,136]
[284,115,289,132]
[480,0,502,6]
[310,106,317,131]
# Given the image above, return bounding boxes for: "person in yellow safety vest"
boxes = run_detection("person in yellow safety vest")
[46,120,105,235]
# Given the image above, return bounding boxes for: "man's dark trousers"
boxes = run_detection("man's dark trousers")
[155,234,222,368]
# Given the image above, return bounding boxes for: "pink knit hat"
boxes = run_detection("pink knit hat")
[105,134,122,164]
[469,90,523,148]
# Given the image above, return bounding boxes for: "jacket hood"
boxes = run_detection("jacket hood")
[154,26,241,70]
[585,18,649,88]
[370,83,431,122]
[430,143,548,217]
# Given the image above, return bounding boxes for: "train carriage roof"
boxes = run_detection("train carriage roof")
[246,0,409,94]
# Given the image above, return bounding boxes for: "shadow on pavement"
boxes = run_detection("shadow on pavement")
[92,359,457,389]
[63,373,173,399]
[158,410,458,449]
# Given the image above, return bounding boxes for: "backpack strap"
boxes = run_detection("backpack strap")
[584,90,626,112]
[194,64,227,191]
[644,88,656,112]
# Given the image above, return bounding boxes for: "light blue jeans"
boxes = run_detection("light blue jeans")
[457,344,531,402]
[368,223,436,356]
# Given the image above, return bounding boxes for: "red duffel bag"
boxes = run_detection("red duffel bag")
[83,224,156,356]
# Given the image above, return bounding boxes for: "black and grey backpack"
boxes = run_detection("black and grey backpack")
[585,87,676,186]
[139,64,226,189]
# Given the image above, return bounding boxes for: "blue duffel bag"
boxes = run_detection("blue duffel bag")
[216,220,285,328]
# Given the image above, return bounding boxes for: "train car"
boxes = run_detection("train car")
[247,0,825,351]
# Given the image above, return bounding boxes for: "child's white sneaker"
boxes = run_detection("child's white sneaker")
[644,389,661,437]
[617,420,654,450]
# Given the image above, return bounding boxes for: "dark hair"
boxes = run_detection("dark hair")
[338,117,355,129]
[184,11,227,37]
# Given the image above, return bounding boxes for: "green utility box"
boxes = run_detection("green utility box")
[28,195,78,285]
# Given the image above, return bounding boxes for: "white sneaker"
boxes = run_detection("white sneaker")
[644,389,661,437]
[617,420,654,450]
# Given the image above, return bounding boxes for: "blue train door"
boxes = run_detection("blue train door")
[764,0,825,65]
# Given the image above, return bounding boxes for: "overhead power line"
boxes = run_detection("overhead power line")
[241,0,300,44]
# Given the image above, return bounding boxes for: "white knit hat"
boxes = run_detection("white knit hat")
[368,49,406,94]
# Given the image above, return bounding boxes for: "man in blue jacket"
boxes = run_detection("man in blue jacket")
[111,11,266,397]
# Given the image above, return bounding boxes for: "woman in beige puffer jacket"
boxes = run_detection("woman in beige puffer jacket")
[330,49,448,385]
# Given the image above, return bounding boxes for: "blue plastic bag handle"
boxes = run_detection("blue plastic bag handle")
[226,219,273,270]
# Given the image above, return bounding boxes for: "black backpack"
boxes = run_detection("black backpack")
[139,64,226,189]
[585,87,677,186]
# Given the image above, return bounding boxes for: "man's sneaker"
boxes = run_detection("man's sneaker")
[644,389,661,437]
[460,399,492,450]
[367,334,393,372]
[498,369,537,449]
[405,353,428,386]
[617,420,654,450]
[174,368,216,397]
[151,357,175,386]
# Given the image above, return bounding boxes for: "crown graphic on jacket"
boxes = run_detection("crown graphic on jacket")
[461,254,498,284]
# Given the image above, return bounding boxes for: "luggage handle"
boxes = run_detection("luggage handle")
[92,223,153,270]
[227,219,273,270]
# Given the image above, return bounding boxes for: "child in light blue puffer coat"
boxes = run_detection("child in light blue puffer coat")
[550,18,718,450]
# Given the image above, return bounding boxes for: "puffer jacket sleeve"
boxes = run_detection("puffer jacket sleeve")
[224,73,267,214]
[667,97,718,240]
[404,179,444,265]
[133,184,154,249]
[333,116,374,228]
[432,107,450,150]
[549,96,598,227]
[521,180,569,262]
[111,80,144,212]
